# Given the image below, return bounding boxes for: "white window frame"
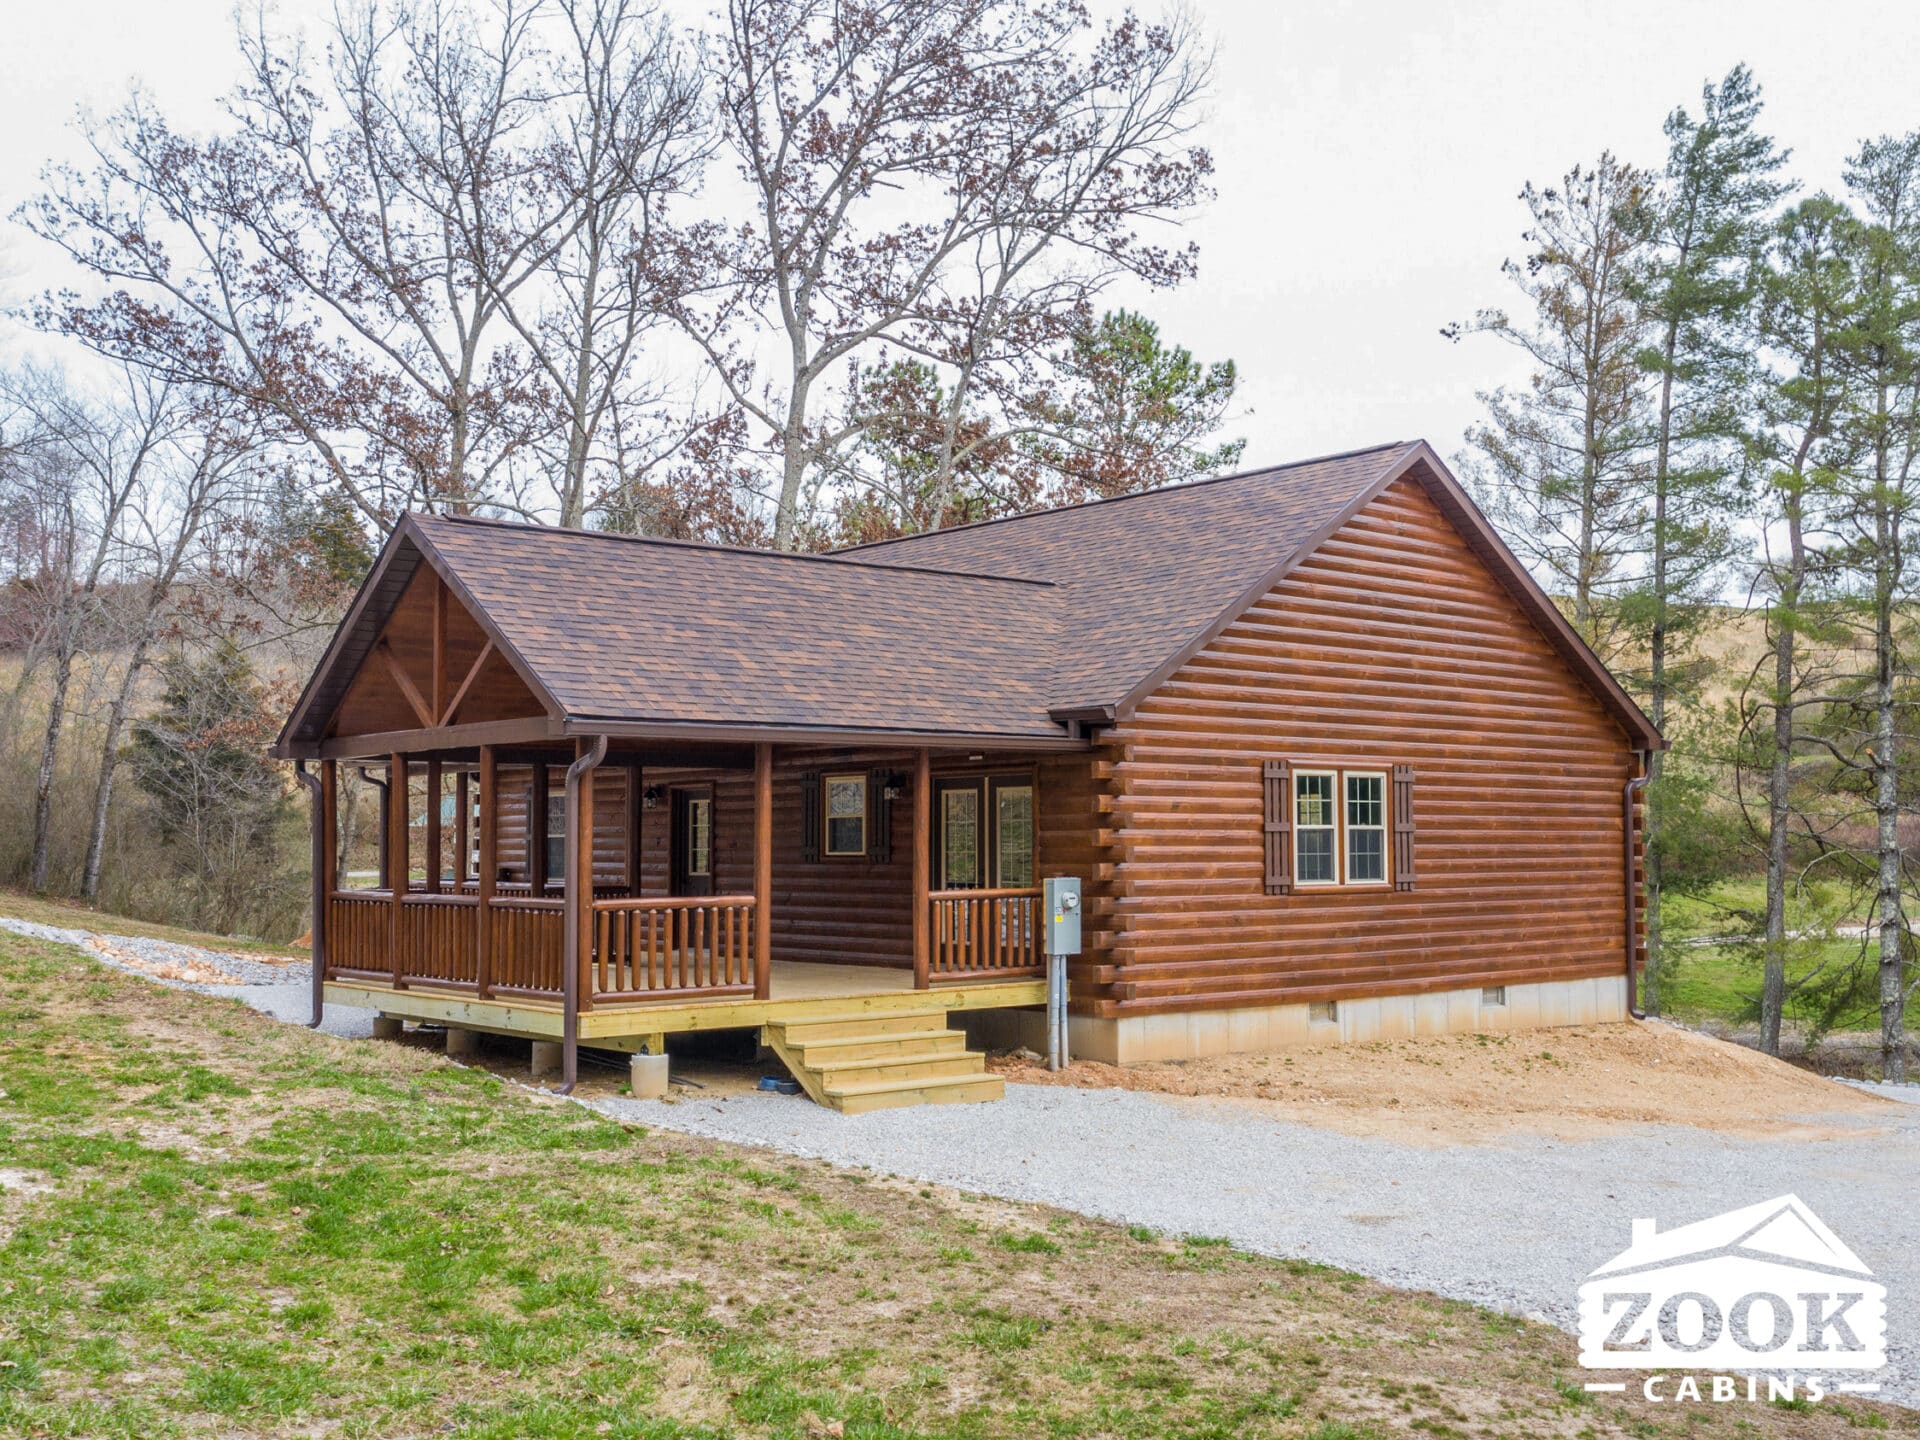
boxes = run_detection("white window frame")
[1292,769,1340,887]
[1342,770,1389,887]
[823,772,868,857]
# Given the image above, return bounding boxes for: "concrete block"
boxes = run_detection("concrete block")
[629,1052,670,1099]
[529,1040,562,1077]
[371,1015,403,1041]
[445,1027,477,1059]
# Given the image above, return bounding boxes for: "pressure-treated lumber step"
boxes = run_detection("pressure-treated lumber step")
[764,1004,1004,1112]
[826,1073,1005,1114]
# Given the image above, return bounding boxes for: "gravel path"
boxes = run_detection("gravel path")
[597,1080,1920,1407]
[0,916,378,1039]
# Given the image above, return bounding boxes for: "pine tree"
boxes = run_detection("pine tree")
[1450,155,1656,661]
[1627,66,1790,1010]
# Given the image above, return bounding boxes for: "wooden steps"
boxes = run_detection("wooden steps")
[765,1004,1005,1113]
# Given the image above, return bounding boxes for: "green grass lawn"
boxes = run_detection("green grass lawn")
[0,929,1906,1439]
[1652,879,1881,1033]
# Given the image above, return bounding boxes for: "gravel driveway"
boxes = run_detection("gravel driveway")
[598,1078,1920,1407]
[0,916,379,1039]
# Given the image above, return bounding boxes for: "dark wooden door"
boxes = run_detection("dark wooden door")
[669,786,715,896]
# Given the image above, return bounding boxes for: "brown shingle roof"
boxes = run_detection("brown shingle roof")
[835,441,1416,712]
[277,439,1662,753]
[414,518,1069,739]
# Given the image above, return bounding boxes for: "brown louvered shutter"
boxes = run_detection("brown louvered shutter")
[1392,765,1416,891]
[800,771,821,863]
[1262,760,1291,895]
[867,768,893,862]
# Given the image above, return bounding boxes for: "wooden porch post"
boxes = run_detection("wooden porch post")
[388,753,408,988]
[754,742,772,1000]
[425,758,443,893]
[455,769,470,887]
[575,742,597,1013]
[320,760,339,895]
[560,735,607,1094]
[529,763,550,893]
[912,747,930,990]
[476,746,496,998]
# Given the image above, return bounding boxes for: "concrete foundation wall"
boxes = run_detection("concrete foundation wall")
[960,975,1629,1066]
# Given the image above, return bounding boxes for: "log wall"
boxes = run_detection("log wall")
[1087,475,1638,1018]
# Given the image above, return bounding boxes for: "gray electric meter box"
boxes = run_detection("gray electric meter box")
[1043,876,1082,955]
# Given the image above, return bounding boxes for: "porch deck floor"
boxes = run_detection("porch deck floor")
[322,959,1043,1048]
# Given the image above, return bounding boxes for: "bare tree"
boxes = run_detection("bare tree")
[484,0,709,526]
[25,0,668,525]
[81,392,262,900]
[682,0,1214,549]
[0,363,188,892]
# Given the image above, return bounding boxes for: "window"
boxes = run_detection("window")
[1345,772,1387,884]
[686,795,712,877]
[1293,771,1337,885]
[1271,762,1405,891]
[1481,986,1507,1006]
[1309,1001,1338,1024]
[824,773,868,856]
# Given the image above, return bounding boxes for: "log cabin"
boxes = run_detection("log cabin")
[274,440,1662,1110]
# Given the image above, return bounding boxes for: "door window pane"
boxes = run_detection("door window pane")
[942,789,979,887]
[545,787,566,882]
[688,796,712,876]
[995,784,1034,888]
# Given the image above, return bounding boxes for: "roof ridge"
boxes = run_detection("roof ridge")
[412,512,1057,588]
[834,439,1417,555]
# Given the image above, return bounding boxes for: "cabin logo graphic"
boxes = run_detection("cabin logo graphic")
[1578,1195,1886,1399]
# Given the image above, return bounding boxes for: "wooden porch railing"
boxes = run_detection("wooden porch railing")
[395,893,480,988]
[929,886,1044,980]
[486,895,566,997]
[326,892,392,982]
[592,895,757,1001]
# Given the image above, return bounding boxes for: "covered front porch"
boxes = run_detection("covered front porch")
[303,736,1059,1095]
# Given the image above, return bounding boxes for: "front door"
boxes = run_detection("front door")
[669,785,715,896]
[934,775,1035,890]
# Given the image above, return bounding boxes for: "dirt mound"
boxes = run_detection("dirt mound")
[992,1020,1899,1145]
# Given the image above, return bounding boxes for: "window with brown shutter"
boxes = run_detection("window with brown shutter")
[1262,759,1291,895]
[1392,765,1416,891]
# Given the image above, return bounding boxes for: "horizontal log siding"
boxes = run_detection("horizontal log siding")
[636,750,1098,970]
[1093,477,1635,1018]
[492,764,631,889]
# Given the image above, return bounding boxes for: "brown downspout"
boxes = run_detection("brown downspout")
[1625,752,1650,1019]
[559,734,608,1094]
[295,761,326,1028]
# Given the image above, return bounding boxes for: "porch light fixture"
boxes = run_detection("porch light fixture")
[642,785,666,809]
[881,772,905,801]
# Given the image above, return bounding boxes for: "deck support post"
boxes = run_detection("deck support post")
[912,747,930,990]
[295,761,327,1027]
[476,747,496,998]
[389,753,407,988]
[754,743,772,1000]
[559,734,608,1094]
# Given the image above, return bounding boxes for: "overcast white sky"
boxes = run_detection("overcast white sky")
[2,0,1917,470]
